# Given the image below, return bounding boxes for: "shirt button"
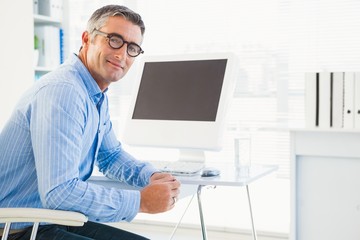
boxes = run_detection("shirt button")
[98,130,101,133]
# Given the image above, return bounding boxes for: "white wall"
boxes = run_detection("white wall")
[0,1,34,129]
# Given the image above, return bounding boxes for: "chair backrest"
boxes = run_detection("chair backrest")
[0,208,87,240]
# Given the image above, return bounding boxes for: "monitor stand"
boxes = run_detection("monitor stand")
[178,149,205,163]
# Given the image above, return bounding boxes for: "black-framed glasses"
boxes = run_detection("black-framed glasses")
[93,29,144,57]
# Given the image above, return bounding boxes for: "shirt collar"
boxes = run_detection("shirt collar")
[68,53,108,105]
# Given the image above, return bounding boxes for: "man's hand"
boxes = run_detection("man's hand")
[139,172,181,213]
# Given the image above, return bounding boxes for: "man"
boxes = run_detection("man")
[0,5,180,240]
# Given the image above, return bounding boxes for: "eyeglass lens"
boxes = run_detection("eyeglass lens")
[108,35,142,57]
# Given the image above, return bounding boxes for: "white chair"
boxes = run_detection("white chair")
[0,208,87,240]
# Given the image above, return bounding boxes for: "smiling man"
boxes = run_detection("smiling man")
[0,5,180,240]
[79,12,144,90]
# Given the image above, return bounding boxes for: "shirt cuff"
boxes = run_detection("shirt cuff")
[117,189,141,222]
[140,164,159,186]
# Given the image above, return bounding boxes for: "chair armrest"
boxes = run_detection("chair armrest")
[0,208,87,226]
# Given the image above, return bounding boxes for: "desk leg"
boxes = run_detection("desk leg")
[246,185,258,240]
[197,185,208,240]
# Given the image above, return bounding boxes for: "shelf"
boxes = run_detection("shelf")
[289,128,360,133]
[34,14,61,25]
[34,66,55,72]
[33,1,63,80]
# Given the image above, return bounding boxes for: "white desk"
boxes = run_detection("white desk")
[89,164,277,240]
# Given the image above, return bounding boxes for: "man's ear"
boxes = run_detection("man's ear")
[81,31,90,50]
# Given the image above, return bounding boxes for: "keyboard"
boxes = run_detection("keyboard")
[150,160,205,176]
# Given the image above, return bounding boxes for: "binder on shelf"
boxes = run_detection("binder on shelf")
[35,25,61,69]
[343,72,355,129]
[33,0,39,14]
[318,72,331,128]
[38,0,63,20]
[354,72,360,129]
[59,28,64,64]
[305,72,318,128]
[331,72,344,128]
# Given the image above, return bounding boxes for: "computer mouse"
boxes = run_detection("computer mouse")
[201,167,220,177]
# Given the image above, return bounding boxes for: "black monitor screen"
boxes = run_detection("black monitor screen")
[132,59,227,121]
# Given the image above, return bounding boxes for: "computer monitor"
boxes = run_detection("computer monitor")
[123,52,236,162]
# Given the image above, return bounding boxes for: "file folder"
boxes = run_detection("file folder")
[331,72,344,128]
[319,72,331,128]
[354,72,360,129]
[344,72,355,129]
[305,72,318,128]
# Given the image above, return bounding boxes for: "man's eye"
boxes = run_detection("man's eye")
[128,45,137,53]
[110,37,122,45]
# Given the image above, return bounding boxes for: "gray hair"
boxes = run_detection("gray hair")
[86,5,145,38]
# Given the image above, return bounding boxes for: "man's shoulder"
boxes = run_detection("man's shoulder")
[39,62,85,89]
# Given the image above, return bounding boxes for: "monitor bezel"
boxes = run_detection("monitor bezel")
[122,52,236,151]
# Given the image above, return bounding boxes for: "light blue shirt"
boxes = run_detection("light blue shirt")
[0,54,157,229]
